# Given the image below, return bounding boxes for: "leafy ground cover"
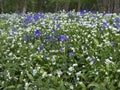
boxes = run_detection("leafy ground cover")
[0,11,120,90]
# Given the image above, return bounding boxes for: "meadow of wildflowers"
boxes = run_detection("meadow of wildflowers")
[0,11,120,90]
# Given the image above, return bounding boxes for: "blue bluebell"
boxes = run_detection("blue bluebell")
[58,35,67,42]
[34,29,41,36]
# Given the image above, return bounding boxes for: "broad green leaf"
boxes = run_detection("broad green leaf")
[16,84,24,90]
[4,85,15,90]
[93,38,99,45]
[78,82,87,90]
[88,82,99,88]
[27,72,34,81]
[28,87,33,90]
[49,88,56,90]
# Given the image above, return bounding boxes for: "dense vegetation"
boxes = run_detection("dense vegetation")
[0,11,120,90]
[0,0,120,90]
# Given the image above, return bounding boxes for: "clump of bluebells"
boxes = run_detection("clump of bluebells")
[0,11,120,90]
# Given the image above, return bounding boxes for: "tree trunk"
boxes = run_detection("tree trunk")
[114,0,119,13]
[0,0,3,13]
[62,0,70,12]
[103,0,107,12]
[55,0,59,12]
[97,0,103,12]
[16,0,19,12]
[77,2,81,11]
[23,0,27,13]
[63,2,70,12]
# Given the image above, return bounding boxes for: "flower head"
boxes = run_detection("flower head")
[102,21,108,30]
[59,47,63,52]
[68,51,74,56]
[110,41,115,46]
[56,24,60,29]
[58,35,68,42]
[38,46,44,52]
[34,29,41,36]
[25,34,29,40]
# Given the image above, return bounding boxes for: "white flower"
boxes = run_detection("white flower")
[105,59,114,64]
[42,72,47,78]
[78,81,83,85]
[73,63,78,67]
[68,67,74,71]
[96,72,98,75]
[67,71,72,75]
[24,82,31,90]
[56,70,63,77]
[8,53,12,56]
[76,71,81,76]
[32,69,37,76]
[117,69,120,72]
[48,74,52,77]
[70,85,74,90]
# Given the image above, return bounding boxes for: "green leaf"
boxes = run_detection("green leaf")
[28,87,33,90]
[78,82,87,90]
[27,72,34,82]
[49,88,56,90]
[118,81,120,87]
[80,73,86,80]
[93,38,99,45]
[16,84,24,90]
[88,82,99,88]
[4,85,15,90]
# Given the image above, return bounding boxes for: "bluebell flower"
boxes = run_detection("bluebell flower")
[58,35,67,42]
[102,12,106,17]
[25,34,29,40]
[115,17,120,22]
[91,58,95,61]
[34,29,41,36]
[114,23,120,29]
[38,46,44,52]
[56,24,60,28]
[34,13,39,21]
[44,35,50,39]
[90,58,95,64]
[24,15,33,25]
[50,41,55,45]
[63,63,66,66]
[52,29,56,33]
[80,10,86,16]
[69,11,73,17]
[17,11,23,15]
[68,51,74,56]
[44,56,49,59]
[54,17,60,20]
[49,36,55,40]
[102,21,108,30]
[12,28,17,35]
[59,47,63,52]
[110,41,115,46]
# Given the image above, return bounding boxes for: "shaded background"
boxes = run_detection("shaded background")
[0,0,120,13]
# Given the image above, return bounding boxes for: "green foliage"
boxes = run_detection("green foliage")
[0,11,120,89]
